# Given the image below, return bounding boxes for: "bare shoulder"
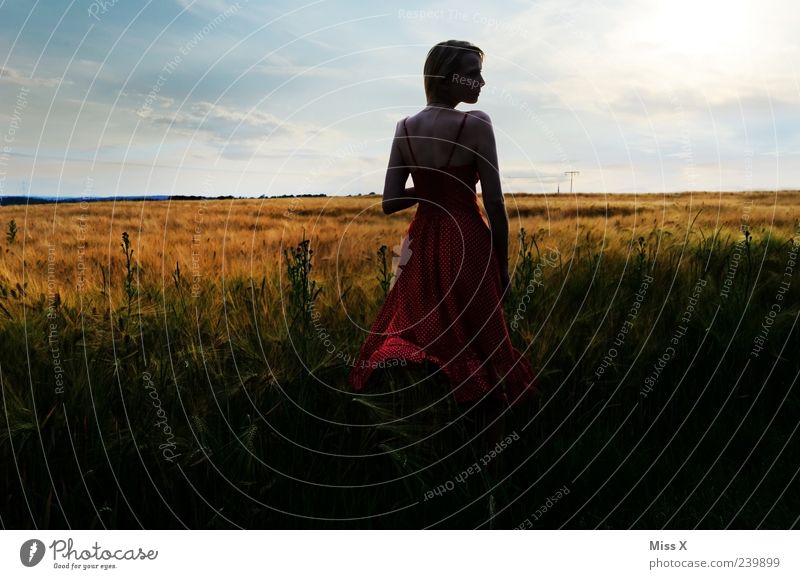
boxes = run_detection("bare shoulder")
[465,109,492,124]
[464,110,493,139]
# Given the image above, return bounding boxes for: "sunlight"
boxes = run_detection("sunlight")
[634,0,750,57]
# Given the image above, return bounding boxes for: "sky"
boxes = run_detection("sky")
[0,0,798,198]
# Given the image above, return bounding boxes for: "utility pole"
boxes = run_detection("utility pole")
[564,171,579,193]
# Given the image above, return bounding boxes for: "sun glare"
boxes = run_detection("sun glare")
[636,0,750,57]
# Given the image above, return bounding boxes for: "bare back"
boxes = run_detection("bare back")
[383,106,502,212]
[400,108,480,170]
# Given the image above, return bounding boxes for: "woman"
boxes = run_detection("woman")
[348,40,540,438]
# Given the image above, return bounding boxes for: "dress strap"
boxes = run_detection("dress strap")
[445,112,469,166]
[402,117,419,168]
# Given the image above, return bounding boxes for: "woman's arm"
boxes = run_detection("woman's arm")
[382,121,418,215]
[472,111,509,272]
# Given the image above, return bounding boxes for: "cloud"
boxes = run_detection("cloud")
[466,0,799,117]
[254,52,345,79]
[133,99,335,160]
[0,65,72,88]
[138,100,295,140]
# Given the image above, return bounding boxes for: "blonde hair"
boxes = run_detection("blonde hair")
[423,40,484,101]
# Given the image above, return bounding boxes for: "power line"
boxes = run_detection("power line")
[564,171,580,193]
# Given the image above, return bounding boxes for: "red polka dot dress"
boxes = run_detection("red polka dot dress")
[348,111,540,405]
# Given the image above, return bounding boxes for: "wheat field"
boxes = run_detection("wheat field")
[1,191,795,303]
[1,190,798,529]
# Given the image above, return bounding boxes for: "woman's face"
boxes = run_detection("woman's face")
[441,51,484,105]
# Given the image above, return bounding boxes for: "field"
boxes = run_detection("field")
[1,191,799,529]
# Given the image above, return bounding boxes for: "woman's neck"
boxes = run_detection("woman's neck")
[425,100,456,109]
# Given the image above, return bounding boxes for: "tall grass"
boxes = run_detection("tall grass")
[1,194,798,529]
